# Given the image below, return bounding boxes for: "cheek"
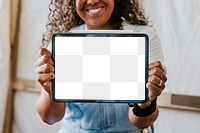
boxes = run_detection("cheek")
[75,0,80,10]
[75,0,86,9]
[75,0,86,15]
[107,1,115,15]
[75,1,81,17]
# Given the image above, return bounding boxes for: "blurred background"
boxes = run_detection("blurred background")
[0,0,200,133]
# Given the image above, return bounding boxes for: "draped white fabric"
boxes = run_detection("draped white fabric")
[13,0,60,132]
[1,0,200,132]
[142,0,200,95]
[0,0,3,10]
[142,0,200,132]
[0,0,10,132]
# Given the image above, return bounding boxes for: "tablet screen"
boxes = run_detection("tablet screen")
[52,33,149,103]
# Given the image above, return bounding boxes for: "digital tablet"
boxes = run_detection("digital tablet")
[52,32,149,103]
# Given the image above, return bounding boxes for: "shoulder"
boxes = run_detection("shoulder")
[47,42,52,52]
[123,22,161,51]
[123,22,158,41]
[70,24,86,31]
[123,22,164,64]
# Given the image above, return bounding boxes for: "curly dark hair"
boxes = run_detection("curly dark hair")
[42,0,148,47]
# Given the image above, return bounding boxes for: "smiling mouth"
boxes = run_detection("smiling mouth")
[86,6,105,14]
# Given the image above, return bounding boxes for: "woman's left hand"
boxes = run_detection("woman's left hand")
[139,61,167,108]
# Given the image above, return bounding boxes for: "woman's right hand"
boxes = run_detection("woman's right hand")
[34,48,65,124]
[34,48,54,94]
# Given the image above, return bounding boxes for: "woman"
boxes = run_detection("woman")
[34,0,167,132]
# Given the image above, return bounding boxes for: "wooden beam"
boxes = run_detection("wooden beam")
[157,92,200,112]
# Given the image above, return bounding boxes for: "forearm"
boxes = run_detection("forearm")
[128,106,159,129]
[128,61,166,129]
[36,89,65,125]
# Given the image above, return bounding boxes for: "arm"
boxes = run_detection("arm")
[128,61,167,129]
[128,101,159,129]
[35,48,65,125]
[36,89,65,125]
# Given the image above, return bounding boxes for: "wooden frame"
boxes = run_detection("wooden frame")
[157,92,200,112]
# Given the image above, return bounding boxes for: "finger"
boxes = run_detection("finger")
[149,61,164,72]
[146,82,162,99]
[41,81,52,93]
[148,75,162,86]
[39,47,52,57]
[148,81,165,91]
[34,55,54,67]
[149,67,167,82]
[37,72,55,85]
[35,64,54,74]
[148,91,156,101]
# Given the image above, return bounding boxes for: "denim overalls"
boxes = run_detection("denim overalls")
[57,23,163,133]
[58,103,140,133]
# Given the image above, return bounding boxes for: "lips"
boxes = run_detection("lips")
[87,7,103,13]
[85,6,105,16]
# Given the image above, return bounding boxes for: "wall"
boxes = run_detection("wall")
[0,0,10,132]
[141,0,200,132]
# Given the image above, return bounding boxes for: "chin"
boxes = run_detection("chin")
[87,22,110,30]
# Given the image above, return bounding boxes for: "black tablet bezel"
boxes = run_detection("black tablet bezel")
[52,33,149,103]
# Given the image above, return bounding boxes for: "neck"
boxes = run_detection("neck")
[86,24,113,30]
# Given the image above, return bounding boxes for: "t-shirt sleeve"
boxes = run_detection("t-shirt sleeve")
[123,23,165,67]
[146,27,166,73]
[139,26,166,73]
[144,27,165,66]
[47,42,52,52]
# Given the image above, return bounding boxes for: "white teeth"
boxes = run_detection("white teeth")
[88,8,102,13]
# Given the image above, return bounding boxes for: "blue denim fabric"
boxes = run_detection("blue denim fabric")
[58,103,140,133]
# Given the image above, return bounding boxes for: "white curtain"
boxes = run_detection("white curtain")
[142,0,200,95]
[12,0,61,132]
[0,0,3,10]
[0,0,10,132]
[141,0,200,132]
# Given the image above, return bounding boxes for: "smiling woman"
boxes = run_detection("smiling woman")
[42,0,148,47]
[75,0,114,29]
[35,0,167,133]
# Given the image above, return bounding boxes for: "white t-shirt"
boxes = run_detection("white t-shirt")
[49,22,164,133]
[48,22,164,65]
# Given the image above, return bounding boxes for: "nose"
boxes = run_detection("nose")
[87,0,100,5]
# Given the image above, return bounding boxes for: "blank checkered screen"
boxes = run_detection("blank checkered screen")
[55,36,146,101]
